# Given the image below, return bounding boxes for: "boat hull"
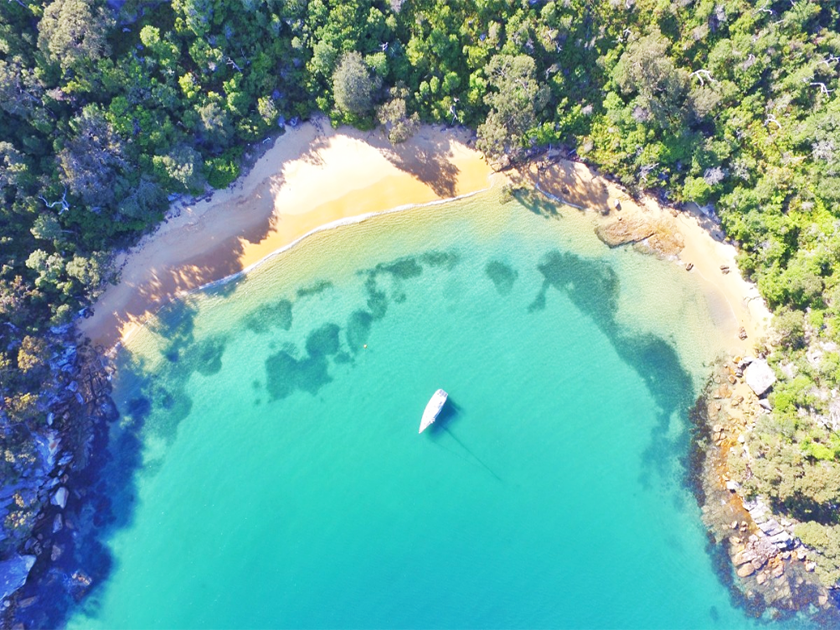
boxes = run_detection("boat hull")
[419,389,448,433]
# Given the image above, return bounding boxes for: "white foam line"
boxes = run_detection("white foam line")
[531,180,586,211]
[185,186,491,295]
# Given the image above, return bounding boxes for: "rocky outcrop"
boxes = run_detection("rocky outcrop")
[745,500,794,550]
[744,359,776,397]
[593,210,685,257]
[595,214,654,246]
[50,487,68,510]
[1,337,117,625]
[690,359,836,619]
[0,555,35,600]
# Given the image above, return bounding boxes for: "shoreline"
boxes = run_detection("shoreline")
[81,126,771,359]
[78,117,496,351]
[80,119,771,358]
[517,157,771,356]
[687,361,840,621]
[51,124,796,628]
[173,187,491,307]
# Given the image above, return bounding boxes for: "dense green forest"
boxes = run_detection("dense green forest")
[3,0,840,592]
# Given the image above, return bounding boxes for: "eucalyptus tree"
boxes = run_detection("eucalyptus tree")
[333,51,379,118]
[476,54,549,162]
[38,0,113,70]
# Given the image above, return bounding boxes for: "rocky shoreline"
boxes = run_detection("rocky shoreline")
[688,356,840,624]
[1,336,118,630]
[0,128,304,630]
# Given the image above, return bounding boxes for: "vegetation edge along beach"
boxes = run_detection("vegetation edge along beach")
[4,0,840,626]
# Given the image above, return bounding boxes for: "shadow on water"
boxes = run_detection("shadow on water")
[12,353,154,629]
[14,296,228,627]
[523,249,833,623]
[425,397,462,432]
[426,399,503,482]
[513,186,563,220]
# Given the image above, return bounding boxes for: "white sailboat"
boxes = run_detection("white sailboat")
[419,389,448,433]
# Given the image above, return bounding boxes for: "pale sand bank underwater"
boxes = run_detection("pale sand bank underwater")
[79,118,770,355]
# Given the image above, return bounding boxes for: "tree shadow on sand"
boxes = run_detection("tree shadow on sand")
[271,121,462,199]
[369,129,461,198]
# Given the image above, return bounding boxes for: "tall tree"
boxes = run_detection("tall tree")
[612,31,690,130]
[377,88,420,144]
[0,57,43,119]
[38,0,112,70]
[57,106,127,207]
[476,54,549,161]
[333,51,378,117]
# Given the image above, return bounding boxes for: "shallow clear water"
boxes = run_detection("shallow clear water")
[69,191,795,629]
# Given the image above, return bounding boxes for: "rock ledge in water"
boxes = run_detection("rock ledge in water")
[50,486,68,509]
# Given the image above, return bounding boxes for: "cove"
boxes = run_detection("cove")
[67,191,808,629]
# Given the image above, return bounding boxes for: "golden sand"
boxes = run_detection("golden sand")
[78,119,495,350]
[519,158,771,357]
[79,118,770,358]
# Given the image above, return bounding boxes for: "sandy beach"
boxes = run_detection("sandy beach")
[79,118,495,349]
[80,118,771,357]
[519,158,771,357]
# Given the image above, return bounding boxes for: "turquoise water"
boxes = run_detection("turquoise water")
[70,191,791,628]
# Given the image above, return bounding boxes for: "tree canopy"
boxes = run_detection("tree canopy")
[477,54,549,161]
[333,51,379,120]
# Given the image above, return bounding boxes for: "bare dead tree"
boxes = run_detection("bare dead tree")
[38,187,70,214]
[803,77,834,95]
[691,69,715,86]
[639,162,658,182]
[754,1,773,16]
[817,54,840,67]
[449,98,460,125]
[764,114,782,129]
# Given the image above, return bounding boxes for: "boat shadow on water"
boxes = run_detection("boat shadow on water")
[425,397,461,434]
[423,398,502,482]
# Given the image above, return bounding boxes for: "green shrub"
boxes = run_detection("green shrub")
[206,157,240,190]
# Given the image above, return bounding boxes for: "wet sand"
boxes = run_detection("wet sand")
[78,119,495,349]
[80,121,770,358]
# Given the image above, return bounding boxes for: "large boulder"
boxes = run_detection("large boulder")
[51,486,68,509]
[744,359,776,397]
[0,554,36,599]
